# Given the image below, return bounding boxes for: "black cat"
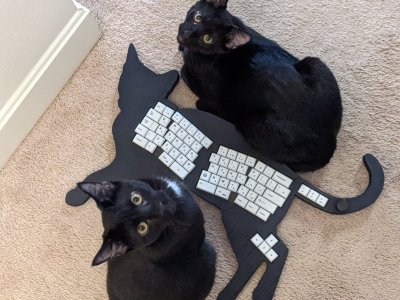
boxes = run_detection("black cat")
[178,0,343,172]
[78,178,216,300]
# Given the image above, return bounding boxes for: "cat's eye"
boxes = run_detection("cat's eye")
[130,192,143,205]
[194,12,202,23]
[137,221,149,236]
[203,34,213,44]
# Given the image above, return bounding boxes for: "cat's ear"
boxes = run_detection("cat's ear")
[92,239,129,266]
[226,29,251,49]
[205,0,228,9]
[77,181,116,208]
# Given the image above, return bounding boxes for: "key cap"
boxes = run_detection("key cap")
[275,184,291,198]
[169,122,180,134]
[194,131,205,142]
[200,170,212,181]
[145,130,156,141]
[257,174,269,185]
[159,152,174,167]
[172,137,183,149]
[263,166,275,177]
[217,146,228,156]
[227,149,238,160]
[254,161,266,173]
[154,102,166,113]
[210,174,220,185]
[133,134,148,148]
[209,153,220,164]
[245,178,257,190]
[187,124,197,135]
[245,202,259,215]
[266,179,277,190]
[165,132,175,142]
[197,180,217,194]
[234,195,248,208]
[248,169,260,180]
[135,124,148,136]
[187,150,198,162]
[159,116,170,127]
[236,174,247,184]
[298,184,311,197]
[307,189,319,201]
[208,163,219,174]
[217,167,228,177]
[170,162,189,179]
[272,171,293,188]
[238,185,249,197]
[169,148,180,159]
[228,160,239,171]
[179,144,190,155]
[236,153,247,164]
[172,112,184,123]
[316,195,328,207]
[247,190,258,202]
[215,187,230,200]
[256,208,270,222]
[218,178,229,188]
[263,189,286,207]
[142,117,157,131]
[191,141,202,152]
[228,181,239,192]
[163,106,174,118]
[161,141,173,153]
[258,242,271,254]
[176,154,188,166]
[245,156,256,167]
[147,108,162,122]
[227,170,238,181]
[183,160,196,172]
[145,141,157,153]
[184,135,195,146]
[179,118,190,130]
[266,234,278,247]
[266,249,278,262]
[219,157,229,167]
[251,234,263,247]
[177,129,188,140]
[255,183,266,195]
[201,137,213,149]
[156,125,167,136]
[237,164,248,175]
[255,196,278,214]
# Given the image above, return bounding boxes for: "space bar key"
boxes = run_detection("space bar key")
[196,180,217,194]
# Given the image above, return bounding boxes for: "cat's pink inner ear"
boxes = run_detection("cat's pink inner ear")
[206,0,228,8]
[92,240,129,266]
[226,30,251,49]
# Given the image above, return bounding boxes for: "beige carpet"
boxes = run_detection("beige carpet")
[1,0,400,299]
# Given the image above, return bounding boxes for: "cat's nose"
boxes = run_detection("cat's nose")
[182,30,191,40]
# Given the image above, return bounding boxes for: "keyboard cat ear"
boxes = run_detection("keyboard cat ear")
[77,182,116,208]
[92,239,129,266]
[205,0,228,8]
[226,29,251,49]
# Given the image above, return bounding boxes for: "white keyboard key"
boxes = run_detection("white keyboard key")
[159,152,174,167]
[161,141,173,153]
[145,142,156,153]
[169,148,180,159]
[163,106,174,118]
[169,122,180,134]
[248,169,260,180]
[208,163,219,174]
[266,234,278,248]
[219,157,229,167]
[266,179,277,190]
[191,141,202,153]
[217,167,228,177]
[245,178,257,190]
[254,161,266,173]
[263,189,286,207]
[154,102,166,113]
[135,124,148,136]
[227,170,238,181]
[237,164,248,175]
[141,117,158,131]
[180,143,190,155]
[257,174,269,185]
[298,184,311,197]
[201,137,213,149]
[133,134,148,148]
[255,196,278,214]
[219,178,229,188]
[209,153,221,164]
[236,174,247,184]
[177,154,188,166]
[153,135,165,147]
[255,183,266,196]
[256,208,270,222]
[236,153,247,164]
[194,131,205,142]
[165,132,176,142]
[266,249,278,262]
[183,160,195,172]
[247,190,258,202]
[187,124,197,135]
[147,108,162,122]
[307,189,319,202]
[228,181,239,192]
[234,195,248,208]
[179,118,190,130]
[159,116,170,127]
[177,128,188,139]
[184,135,195,146]
[218,146,229,156]
[316,195,328,207]
[238,185,249,197]
[156,125,168,136]
[245,202,259,215]
[197,180,217,194]
[187,150,198,162]
[172,112,184,123]
[228,160,239,171]
[170,162,189,179]
[145,130,156,141]
[200,170,212,181]
[272,171,293,188]
[275,184,291,198]
[210,174,220,185]
[263,166,275,178]
[227,149,238,160]
[258,242,271,254]
[251,234,263,247]
[172,137,183,149]
[215,187,230,200]
[245,156,256,167]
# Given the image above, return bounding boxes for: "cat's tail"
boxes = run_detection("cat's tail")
[295,154,384,214]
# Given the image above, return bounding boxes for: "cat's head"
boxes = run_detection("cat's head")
[78,178,191,266]
[177,0,251,54]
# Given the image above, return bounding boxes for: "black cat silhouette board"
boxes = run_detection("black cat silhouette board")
[66,44,384,300]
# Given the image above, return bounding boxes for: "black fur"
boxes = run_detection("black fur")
[78,178,216,300]
[178,0,342,172]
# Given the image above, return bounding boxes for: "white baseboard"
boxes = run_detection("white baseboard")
[0,2,101,168]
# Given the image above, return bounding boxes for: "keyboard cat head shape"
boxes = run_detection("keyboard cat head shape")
[66,44,384,300]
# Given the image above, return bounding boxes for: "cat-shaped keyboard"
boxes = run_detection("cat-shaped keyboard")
[132,102,213,179]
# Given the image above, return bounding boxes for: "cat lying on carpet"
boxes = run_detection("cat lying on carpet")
[178,0,343,172]
[78,178,216,300]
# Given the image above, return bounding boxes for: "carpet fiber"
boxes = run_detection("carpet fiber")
[1,0,399,299]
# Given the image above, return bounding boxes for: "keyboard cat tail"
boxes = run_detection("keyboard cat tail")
[296,154,384,214]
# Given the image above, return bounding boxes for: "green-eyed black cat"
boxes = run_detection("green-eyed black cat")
[78,178,216,300]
